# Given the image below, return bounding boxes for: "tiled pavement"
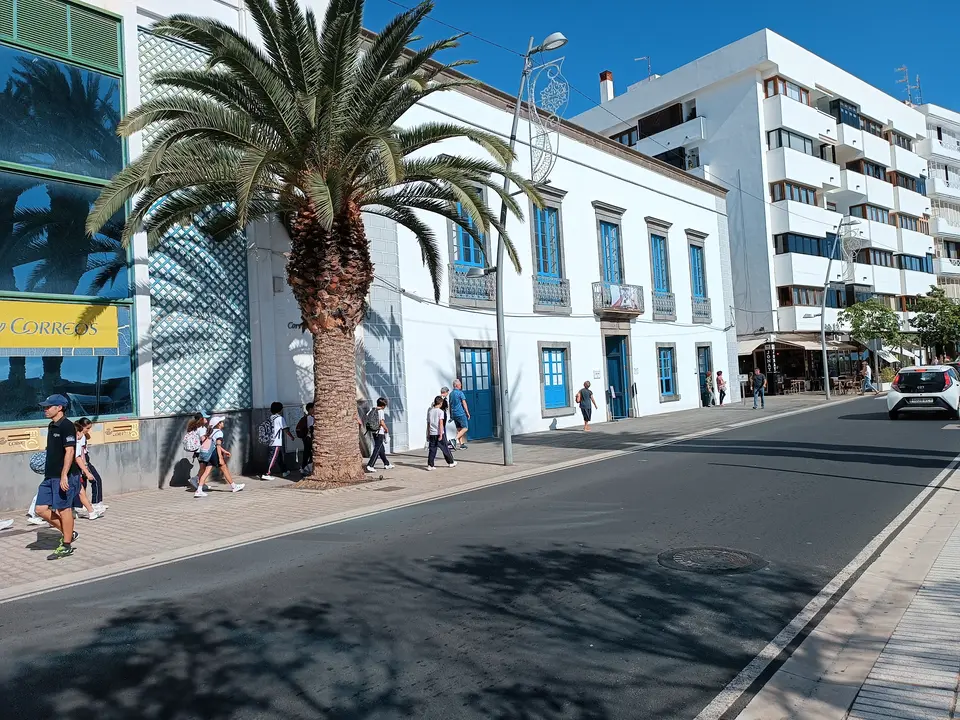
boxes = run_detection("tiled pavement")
[0,393,838,601]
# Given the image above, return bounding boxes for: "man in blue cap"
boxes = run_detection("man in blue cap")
[34,394,80,559]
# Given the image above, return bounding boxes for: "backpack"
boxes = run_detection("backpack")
[295,415,308,439]
[257,415,277,445]
[183,430,203,453]
[364,407,380,433]
[29,451,46,475]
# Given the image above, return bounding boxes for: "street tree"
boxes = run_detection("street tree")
[839,298,903,361]
[910,285,960,357]
[86,0,540,483]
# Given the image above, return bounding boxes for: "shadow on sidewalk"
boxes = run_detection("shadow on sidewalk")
[2,543,857,719]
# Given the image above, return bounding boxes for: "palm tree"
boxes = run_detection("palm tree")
[87,0,538,483]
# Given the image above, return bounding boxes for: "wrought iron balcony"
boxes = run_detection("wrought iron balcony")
[652,291,676,321]
[449,266,495,306]
[532,275,571,312]
[692,295,712,323]
[592,281,644,317]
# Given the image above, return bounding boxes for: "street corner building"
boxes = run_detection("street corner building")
[0,0,738,511]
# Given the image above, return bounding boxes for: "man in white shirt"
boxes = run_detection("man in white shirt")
[261,402,295,480]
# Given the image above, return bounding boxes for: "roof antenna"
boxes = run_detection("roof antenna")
[895,65,919,105]
[634,56,652,81]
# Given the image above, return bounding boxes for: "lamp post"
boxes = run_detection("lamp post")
[470,30,567,467]
[817,217,857,400]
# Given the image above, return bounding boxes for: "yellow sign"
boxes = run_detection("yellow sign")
[0,427,42,454]
[102,420,140,443]
[0,301,119,349]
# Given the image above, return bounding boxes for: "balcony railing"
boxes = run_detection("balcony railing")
[449,267,495,305]
[692,296,712,323]
[592,281,644,317]
[532,275,571,312]
[652,290,676,321]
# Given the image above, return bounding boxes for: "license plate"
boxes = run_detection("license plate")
[909,398,934,404]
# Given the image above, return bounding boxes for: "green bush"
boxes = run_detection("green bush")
[880,367,896,383]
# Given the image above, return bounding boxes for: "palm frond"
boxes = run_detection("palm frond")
[365,204,442,301]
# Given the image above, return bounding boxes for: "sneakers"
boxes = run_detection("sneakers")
[303,463,313,474]
[447,461,458,468]
[425,465,435,471]
[364,466,375,473]
[231,483,245,493]
[75,508,88,519]
[260,474,276,481]
[93,503,108,513]
[281,471,291,478]
[27,516,48,526]
[458,443,468,450]
[188,475,199,489]
[47,544,74,560]
[72,531,79,542]
[384,464,395,470]
[194,489,208,498]
[87,509,103,520]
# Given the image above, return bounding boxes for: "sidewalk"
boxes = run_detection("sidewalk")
[0,393,835,602]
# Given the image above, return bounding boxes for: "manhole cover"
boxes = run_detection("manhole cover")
[657,546,767,575]
[374,485,405,492]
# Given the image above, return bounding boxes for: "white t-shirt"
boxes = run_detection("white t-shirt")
[377,409,386,435]
[210,428,224,445]
[271,415,286,447]
[863,365,872,380]
[426,407,444,436]
[77,435,88,458]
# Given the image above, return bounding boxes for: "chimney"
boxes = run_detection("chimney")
[600,70,614,104]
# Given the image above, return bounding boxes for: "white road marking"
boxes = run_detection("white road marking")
[694,451,960,720]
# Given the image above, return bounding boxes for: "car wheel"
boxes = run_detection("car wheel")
[888,410,899,420]
[951,407,960,421]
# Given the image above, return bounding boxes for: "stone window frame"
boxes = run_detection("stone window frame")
[529,184,570,315]
[452,338,501,437]
[447,182,495,309]
[646,216,676,322]
[655,341,681,403]
[592,200,627,283]
[537,340,575,419]
[686,228,709,299]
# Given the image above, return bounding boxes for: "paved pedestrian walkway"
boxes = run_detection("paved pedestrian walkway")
[0,393,835,601]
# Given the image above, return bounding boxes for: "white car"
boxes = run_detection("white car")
[887,365,960,420]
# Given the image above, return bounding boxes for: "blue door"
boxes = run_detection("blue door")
[600,221,622,284]
[605,335,630,419]
[459,347,494,440]
[697,345,712,404]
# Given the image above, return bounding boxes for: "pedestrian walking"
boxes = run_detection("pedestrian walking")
[860,360,880,395]
[296,402,315,475]
[439,386,455,451]
[425,396,457,470]
[752,368,767,409]
[195,415,244,496]
[33,395,81,559]
[73,418,105,520]
[261,402,295,480]
[717,371,728,406]
[364,397,394,472]
[575,381,598,431]
[704,371,716,407]
[448,379,471,449]
[184,412,209,489]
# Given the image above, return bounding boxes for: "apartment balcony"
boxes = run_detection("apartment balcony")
[919,137,960,165]
[901,269,937,297]
[532,275,571,314]
[864,175,896,209]
[651,290,676,321]
[769,200,841,239]
[592,281,644,318]
[766,147,840,190]
[763,94,837,145]
[449,267,495,307]
[872,265,901,295]
[691,296,712,324]
[935,257,960,277]
[836,122,864,155]
[773,253,831,288]
[835,169,867,203]
[898,227,934,257]
[634,116,705,157]
[939,276,960,301]
[932,215,960,238]
[893,186,931,219]
[777,305,842,333]
[860,219,898,252]
[890,144,927,178]
[929,177,960,202]
[862,131,892,167]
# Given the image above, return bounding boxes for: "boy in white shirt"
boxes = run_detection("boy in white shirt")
[262,402,295,480]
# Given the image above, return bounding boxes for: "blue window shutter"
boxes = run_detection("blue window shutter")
[542,348,567,409]
[601,221,622,284]
[537,207,561,278]
[454,199,484,268]
[658,348,675,396]
[690,245,706,298]
[652,234,670,292]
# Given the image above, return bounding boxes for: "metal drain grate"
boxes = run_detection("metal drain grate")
[657,546,767,575]
[374,486,405,492]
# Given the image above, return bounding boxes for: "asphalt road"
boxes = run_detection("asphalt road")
[1,398,957,720]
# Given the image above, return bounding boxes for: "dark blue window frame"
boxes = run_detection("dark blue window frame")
[690,244,706,298]
[542,347,568,409]
[658,347,675,397]
[651,234,670,292]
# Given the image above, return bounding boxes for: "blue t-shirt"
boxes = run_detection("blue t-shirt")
[449,388,468,418]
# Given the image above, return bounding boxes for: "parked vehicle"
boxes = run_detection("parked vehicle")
[886,365,960,420]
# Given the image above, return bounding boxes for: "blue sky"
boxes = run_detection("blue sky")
[364,0,957,119]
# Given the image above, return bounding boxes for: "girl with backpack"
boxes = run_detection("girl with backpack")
[74,418,106,519]
[194,415,244,497]
[260,402,295,480]
[364,397,394,473]
[183,413,209,489]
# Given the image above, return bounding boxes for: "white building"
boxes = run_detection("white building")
[0,0,737,508]
[573,29,934,376]
[917,104,960,303]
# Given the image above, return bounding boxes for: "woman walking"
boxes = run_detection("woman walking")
[425,396,457,470]
[195,415,244,497]
[575,381,598,431]
[185,412,209,489]
[74,418,105,520]
[717,371,728,406]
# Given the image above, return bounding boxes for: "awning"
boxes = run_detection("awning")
[878,350,898,363]
[781,339,823,351]
[737,338,765,356]
[829,342,858,351]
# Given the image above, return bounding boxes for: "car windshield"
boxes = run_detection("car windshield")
[897,371,946,392]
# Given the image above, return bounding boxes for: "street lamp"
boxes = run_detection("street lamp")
[817,217,857,400]
[485,30,567,467]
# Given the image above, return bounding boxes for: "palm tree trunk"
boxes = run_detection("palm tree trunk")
[287,202,374,484]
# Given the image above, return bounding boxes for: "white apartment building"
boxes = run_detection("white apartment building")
[0,0,737,508]
[573,30,933,377]
[917,104,960,303]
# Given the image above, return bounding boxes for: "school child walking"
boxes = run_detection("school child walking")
[261,402,295,480]
[195,416,244,497]
[73,418,105,520]
[425,396,457,470]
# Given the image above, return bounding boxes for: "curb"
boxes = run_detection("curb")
[0,395,862,605]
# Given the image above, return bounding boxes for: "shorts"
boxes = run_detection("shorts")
[580,405,592,422]
[206,449,221,467]
[36,474,81,511]
[452,416,468,431]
